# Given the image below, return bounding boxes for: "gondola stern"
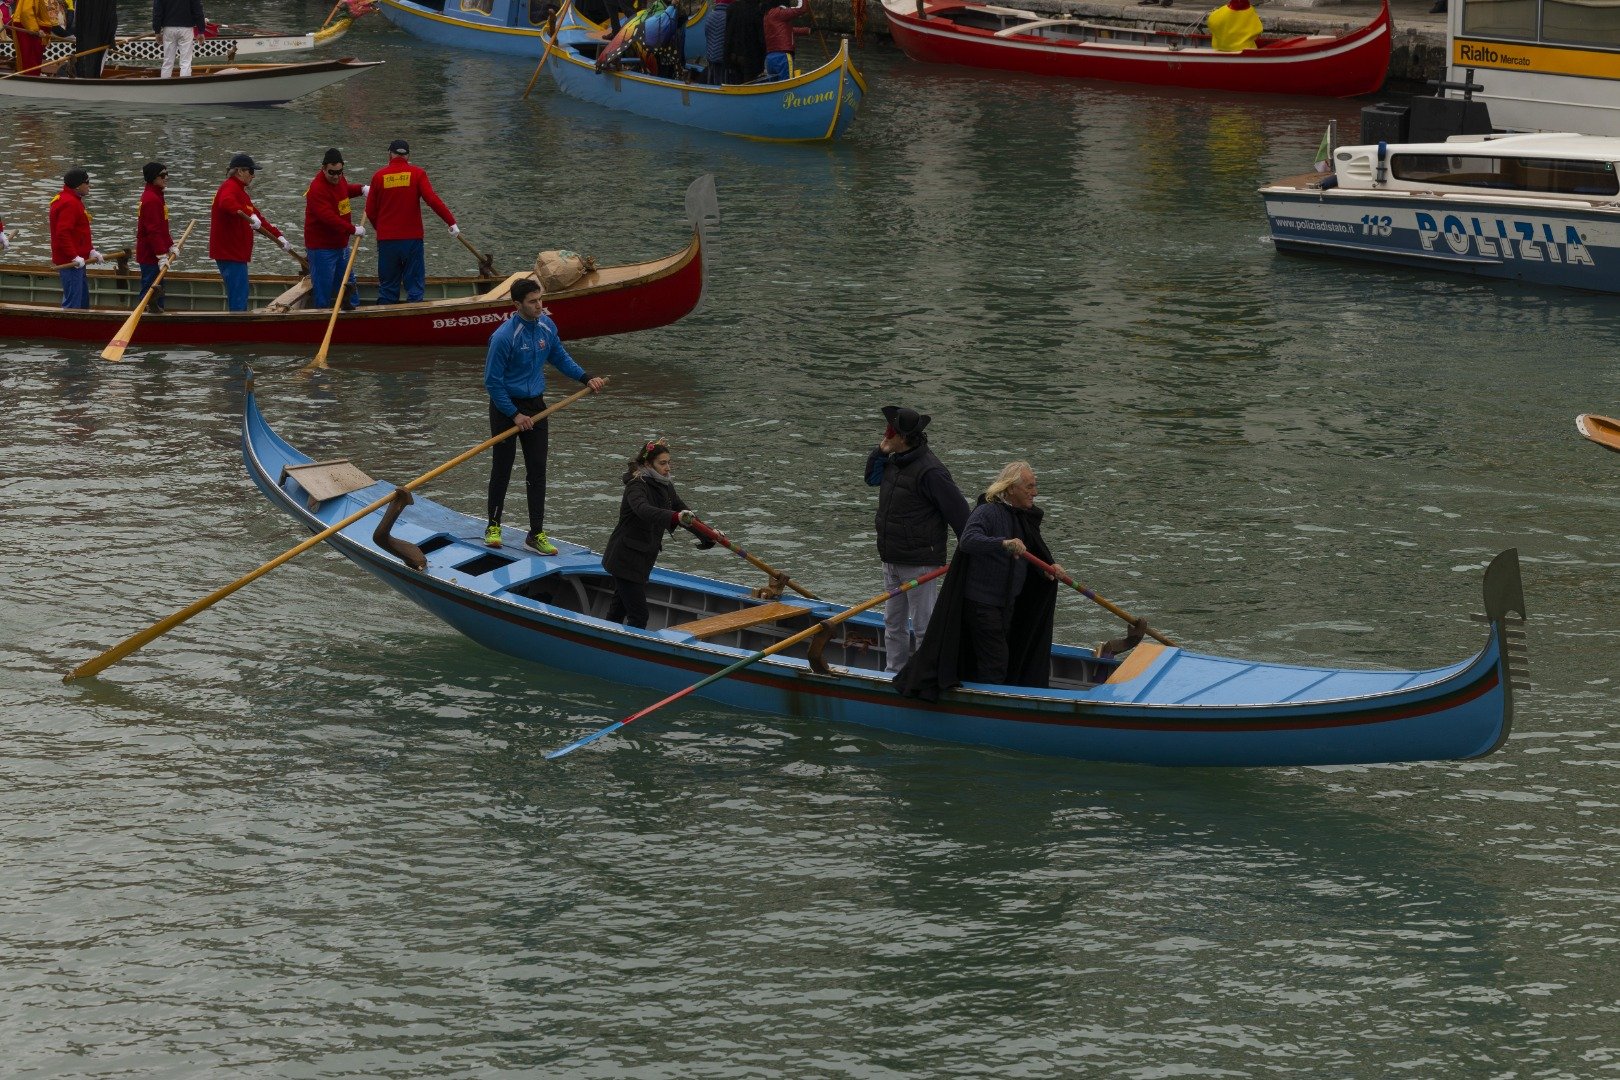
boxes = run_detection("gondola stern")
[1470,548,1528,756]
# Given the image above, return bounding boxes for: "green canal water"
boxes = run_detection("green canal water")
[2,2,1617,1074]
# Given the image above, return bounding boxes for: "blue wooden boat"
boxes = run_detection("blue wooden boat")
[544,6,865,142]
[378,0,709,60]
[244,383,1531,767]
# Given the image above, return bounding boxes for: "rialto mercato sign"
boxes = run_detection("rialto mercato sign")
[1453,38,1620,79]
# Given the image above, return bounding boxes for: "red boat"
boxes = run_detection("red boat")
[0,233,702,350]
[881,0,1392,97]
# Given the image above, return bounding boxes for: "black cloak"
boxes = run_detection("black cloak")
[723,0,766,82]
[894,499,1058,702]
[73,0,118,77]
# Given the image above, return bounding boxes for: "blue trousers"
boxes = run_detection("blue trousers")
[138,262,165,312]
[376,238,425,304]
[59,266,89,310]
[216,260,250,312]
[765,51,792,80]
[307,246,359,309]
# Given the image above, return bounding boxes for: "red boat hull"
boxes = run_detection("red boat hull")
[883,0,1391,97]
[0,233,703,349]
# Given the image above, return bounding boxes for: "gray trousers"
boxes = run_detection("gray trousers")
[882,561,942,673]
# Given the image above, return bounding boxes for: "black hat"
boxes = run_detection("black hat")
[228,153,257,173]
[881,405,930,437]
[388,138,409,154]
[63,168,89,189]
[322,147,344,166]
[142,161,166,185]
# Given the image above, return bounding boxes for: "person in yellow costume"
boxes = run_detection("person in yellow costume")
[1208,0,1262,52]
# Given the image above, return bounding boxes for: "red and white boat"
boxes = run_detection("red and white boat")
[0,233,702,350]
[0,176,716,351]
[881,0,1392,97]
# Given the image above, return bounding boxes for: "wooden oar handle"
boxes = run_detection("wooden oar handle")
[1016,550,1178,648]
[688,517,821,601]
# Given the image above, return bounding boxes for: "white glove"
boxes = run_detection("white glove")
[277,235,292,252]
[159,252,173,269]
[361,184,370,197]
[448,224,460,237]
[678,510,695,527]
[88,248,104,263]
[248,214,262,230]
[353,224,366,237]
[72,256,86,268]
[0,229,9,251]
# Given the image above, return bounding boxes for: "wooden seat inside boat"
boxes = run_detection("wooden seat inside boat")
[670,601,809,639]
[1104,641,1166,684]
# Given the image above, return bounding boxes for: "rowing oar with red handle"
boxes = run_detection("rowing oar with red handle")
[1016,550,1178,650]
[686,516,820,600]
[544,566,949,760]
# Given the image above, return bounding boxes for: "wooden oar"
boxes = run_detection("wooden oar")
[522,0,573,99]
[1576,413,1620,454]
[544,566,948,760]
[258,226,310,274]
[303,233,363,371]
[51,246,131,271]
[2,36,120,79]
[687,516,820,600]
[62,382,606,683]
[101,220,195,362]
[319,0,346,29]
[1017,549,1178,648]
[454,230,498,278]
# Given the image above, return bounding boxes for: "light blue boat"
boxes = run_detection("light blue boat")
[243,382,1530,767]
[544,6,865,141]
[377,0,710,60]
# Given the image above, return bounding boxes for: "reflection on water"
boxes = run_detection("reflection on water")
[1,2,1617,1075]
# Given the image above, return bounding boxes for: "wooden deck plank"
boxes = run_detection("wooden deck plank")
[671,601,810,639]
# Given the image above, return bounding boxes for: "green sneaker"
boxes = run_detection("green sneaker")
[484,523,502,548]
[525,530,559,556]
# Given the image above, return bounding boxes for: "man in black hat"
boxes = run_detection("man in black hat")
[135,161,173,312]
[49,168,102,310]
[364,138,460,304]
[303,147,367,310]
[208,153,293,311]
[863,405,969,673]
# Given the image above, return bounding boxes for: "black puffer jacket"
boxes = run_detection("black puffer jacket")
[602,471,691,584]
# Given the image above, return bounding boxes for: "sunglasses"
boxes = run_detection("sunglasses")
[325,165,344,173]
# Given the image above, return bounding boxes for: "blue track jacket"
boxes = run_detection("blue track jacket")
[483,310,588,419]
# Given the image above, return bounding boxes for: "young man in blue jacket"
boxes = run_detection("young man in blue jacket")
[483,278,604,554]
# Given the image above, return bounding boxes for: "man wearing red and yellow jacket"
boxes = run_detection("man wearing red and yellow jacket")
[49,167,102,309]
[364,138,458,304]
[209,153,292,311]
[303,147,367,310]
[135,161,174,312]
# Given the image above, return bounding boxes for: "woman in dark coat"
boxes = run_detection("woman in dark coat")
[602,438,713,628]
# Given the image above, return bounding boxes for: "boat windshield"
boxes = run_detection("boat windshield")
[1391,153,1620,196]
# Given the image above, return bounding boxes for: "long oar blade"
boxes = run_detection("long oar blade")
[101,220,196,362]
[544,566,947,760]
[64,381,603,683]
[306,233,364,371]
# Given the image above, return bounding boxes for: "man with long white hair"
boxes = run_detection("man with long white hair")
[896,461,1063,700]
